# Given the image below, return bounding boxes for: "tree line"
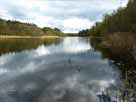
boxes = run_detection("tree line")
[0,18,63,36]
[79,0,136,36]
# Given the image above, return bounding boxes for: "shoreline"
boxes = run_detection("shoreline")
[0,35,62,39]
[0,35,89,39]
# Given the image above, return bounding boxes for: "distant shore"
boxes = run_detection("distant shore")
[0,35,62,39]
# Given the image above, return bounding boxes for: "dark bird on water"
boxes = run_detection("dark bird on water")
[68,58,71,63]
[77,67,81,72]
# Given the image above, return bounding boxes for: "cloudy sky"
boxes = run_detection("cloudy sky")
[0,0,128,33]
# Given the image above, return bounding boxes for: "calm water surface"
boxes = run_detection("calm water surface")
[0,37,121,102]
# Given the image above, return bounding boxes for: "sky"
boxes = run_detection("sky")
[0,0,128,33]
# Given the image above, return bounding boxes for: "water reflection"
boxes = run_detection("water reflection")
[35,37,91,56]
[0,38,61,56]
[90,37,136,101]
[0,37,120,102]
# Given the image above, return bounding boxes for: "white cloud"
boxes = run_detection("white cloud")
[0,0,128,33]
[63,17,94,33]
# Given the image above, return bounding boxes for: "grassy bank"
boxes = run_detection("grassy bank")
[90,32,136,101]
[101,32,136,51]
[0,35,62,39]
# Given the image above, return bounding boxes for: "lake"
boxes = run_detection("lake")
[0,37,129,102]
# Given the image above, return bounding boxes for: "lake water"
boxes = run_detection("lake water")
[0,37,122,102]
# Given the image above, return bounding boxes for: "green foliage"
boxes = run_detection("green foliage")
[79,0,136,36]
[0,18,63,36]
[42,27,63,36]
[64,33,78,36]
[78,29,90,36]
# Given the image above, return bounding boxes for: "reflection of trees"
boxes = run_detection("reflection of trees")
[0,38,62,56]
[90,37,136,101]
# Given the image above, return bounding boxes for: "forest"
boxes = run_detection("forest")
[0,18,63,36]
[79,0,136,36]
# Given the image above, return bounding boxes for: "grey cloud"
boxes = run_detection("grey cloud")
[7,6,28,20]
[39,0,124,21]
[40,1,109,20]
[0,0,128,32]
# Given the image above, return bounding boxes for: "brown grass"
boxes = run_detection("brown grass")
[0,35,61,39]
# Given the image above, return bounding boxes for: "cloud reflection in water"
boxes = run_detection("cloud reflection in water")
[0,37,120,102]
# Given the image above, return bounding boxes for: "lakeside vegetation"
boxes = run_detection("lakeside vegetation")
[63,33,79,37]
[83,0,136,101]
[0,18,63,36]
[79,0,136,64]
[90,37,136,101]
[79,0,136,36]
